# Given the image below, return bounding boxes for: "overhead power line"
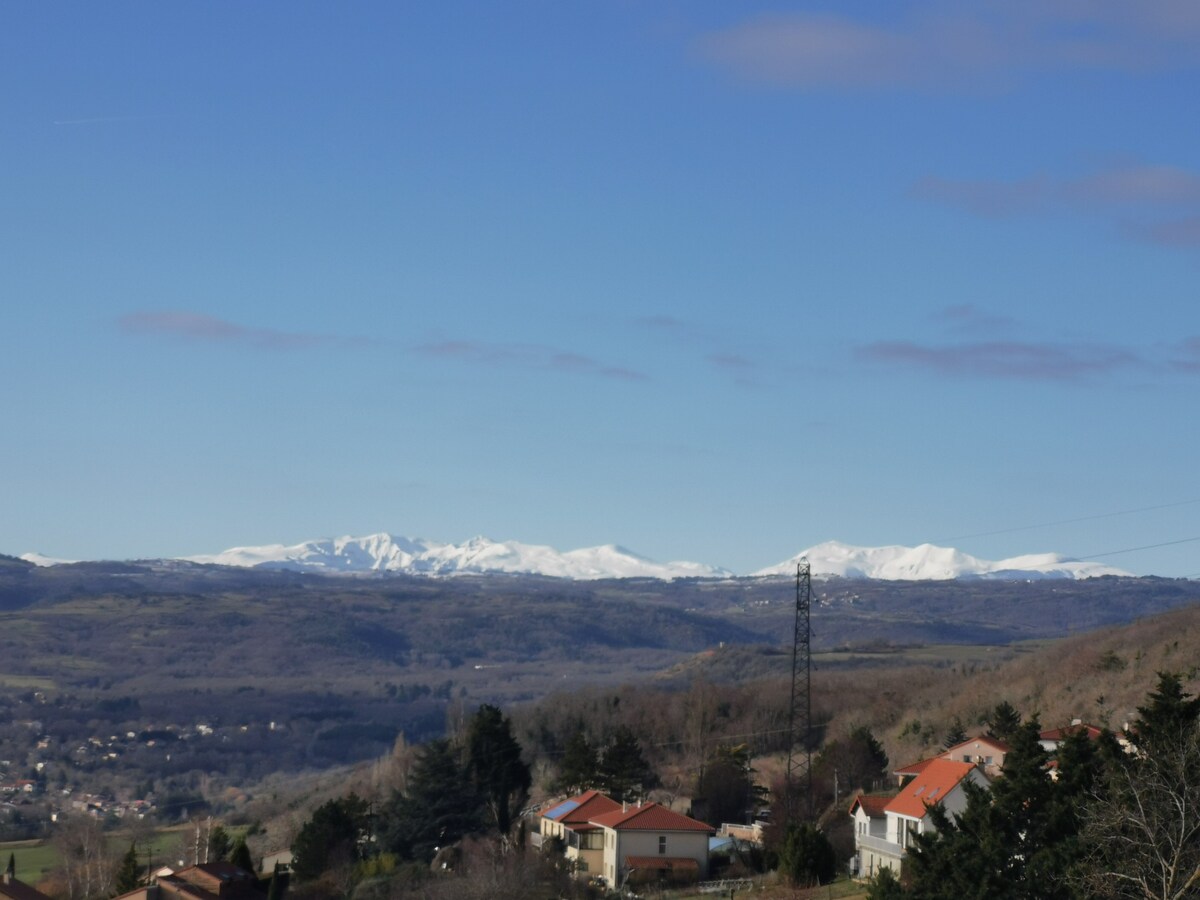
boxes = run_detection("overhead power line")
[1074,535,1200,561]
[936,497,1200,543]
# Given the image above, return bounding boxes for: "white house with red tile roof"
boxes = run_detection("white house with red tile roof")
[588,801,715,888]
[894,734,1009,786]
[854,758,989,878]
[1038,720,1103,754]
[939,735,1009,777]
[535,789,623,876]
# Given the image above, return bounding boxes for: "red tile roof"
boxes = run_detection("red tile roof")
[1039,723,1103,742]
[849,793,893,817]
[894,758,935,777]
[542,789,623,825]
[885,758,979,820]
[590,802,714,833]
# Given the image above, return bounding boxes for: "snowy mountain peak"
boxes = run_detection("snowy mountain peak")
[185,533,732,581]
[753,540,1130,580]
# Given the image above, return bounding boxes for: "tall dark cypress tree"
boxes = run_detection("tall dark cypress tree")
[599,726,657,803]
[554,727,599,795]
[1133,671,1200,750]
[265,862,284,900]
[114,843,141,894]
[229,840,254,876]
[466,704,531,837]
[987,701,1023,743]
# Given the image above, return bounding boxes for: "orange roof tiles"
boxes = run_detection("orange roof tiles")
[885,758,979,820]
[590,802,714,833]
[894,757,935,777]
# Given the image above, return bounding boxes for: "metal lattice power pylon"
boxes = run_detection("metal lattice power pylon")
[785,559,813,824]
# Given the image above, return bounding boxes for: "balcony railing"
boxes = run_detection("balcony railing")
[856,833,905,860]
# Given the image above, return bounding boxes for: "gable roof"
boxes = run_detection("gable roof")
[0,875,55,900]
[943,735,1010,756]
[589,801,714,833]
[894,757,935,777]
[542,789,622,826]
[885,758,980,820]
[1039,723,1103,742]
[849,793,893,817]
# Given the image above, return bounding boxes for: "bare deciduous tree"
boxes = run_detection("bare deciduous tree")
[1078,723,1200,899]
[52,815,115,900]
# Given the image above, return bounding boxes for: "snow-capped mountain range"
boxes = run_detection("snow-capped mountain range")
[183,534,731,580]
[19,533,1129,581]
[753,541,1129,581]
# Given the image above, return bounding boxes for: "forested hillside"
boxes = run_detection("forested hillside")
[1,557,1197,834]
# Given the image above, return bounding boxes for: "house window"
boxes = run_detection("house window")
[985,755,993,764]
[658,835,667,854]
[963,754,973,762]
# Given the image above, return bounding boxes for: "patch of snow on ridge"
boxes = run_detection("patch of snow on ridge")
[19,552,75,567]
[186,533,733,581]
[753,540,1130,580]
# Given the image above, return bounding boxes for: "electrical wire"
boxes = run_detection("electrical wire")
[934,497,1200,543]
[1072,535,1200,560]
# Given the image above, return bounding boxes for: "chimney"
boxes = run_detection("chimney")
[622,801,627,813]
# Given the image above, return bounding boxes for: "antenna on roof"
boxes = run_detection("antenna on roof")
[784,560,814,825]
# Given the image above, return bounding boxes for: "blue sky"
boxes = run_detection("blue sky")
[4,1,1199,576]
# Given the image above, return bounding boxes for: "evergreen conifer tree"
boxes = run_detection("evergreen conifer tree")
[229,840,254,876]
[265,863,283,900]
[1133,671,1200,750]
[599,726,657,803]
[465,704,531,836]
[778,823,836,887]
[207,826,232,863]
[554,727,599,795]
[987,701,1022,742]
[942,717,968,749]
[379,739,482,862]
[114,843,141,894]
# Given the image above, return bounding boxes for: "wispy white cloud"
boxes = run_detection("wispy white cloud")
[697,3,1200,90]
[416,339,648,382]
[118,310,367,350]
